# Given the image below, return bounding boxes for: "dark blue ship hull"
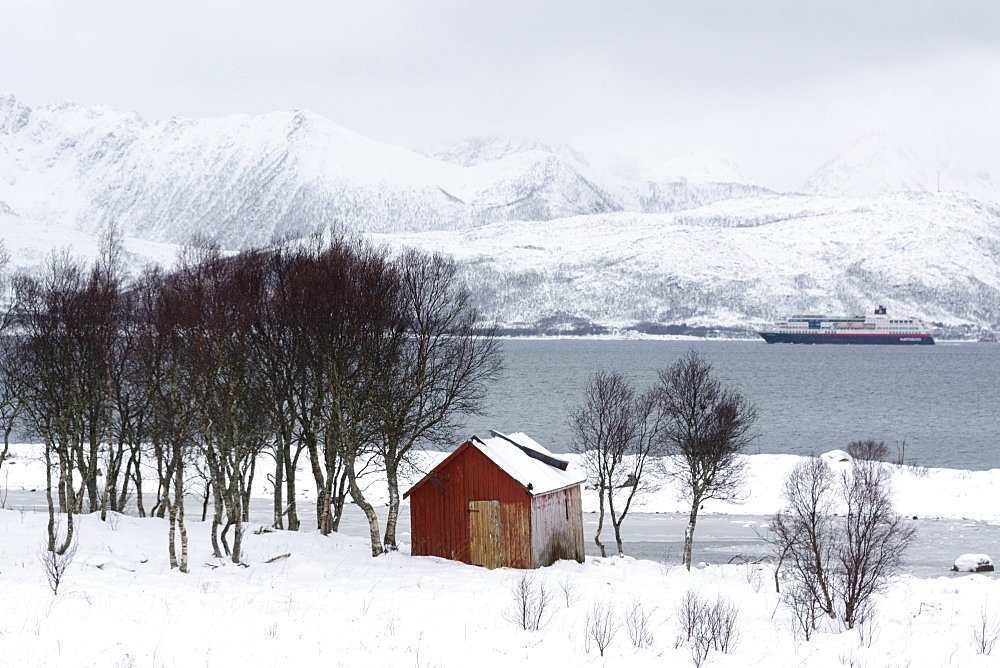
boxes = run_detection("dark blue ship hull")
[759,332,935,345]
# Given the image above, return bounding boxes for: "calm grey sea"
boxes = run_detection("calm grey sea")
[466,339,1000,471]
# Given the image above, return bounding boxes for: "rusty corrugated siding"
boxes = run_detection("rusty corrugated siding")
[530,485,585,567]
[409,443,532,568]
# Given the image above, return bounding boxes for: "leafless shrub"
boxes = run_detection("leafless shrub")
[704,596,740,653]
[676,589,740,665]
[729,556,767,593]
[584,600,619,657]
[917,602,941,616]
[856,612,880,648]
[624,598,655,649]
[973,603,1000,655]
[502,571,552,631]
[0,470,8,509]
[768,457,915,632]
[689,640,708,668]
[846,439,888,462]
[903,462,931,478]
[783,580,818,641]
[38,537,78,595]
[837,460,915,629]
[838,649,866,668]
[558,576,579,608]
[676,589,706,645]
[892,439,906,466]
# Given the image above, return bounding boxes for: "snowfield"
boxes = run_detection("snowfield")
[2,444,998,667]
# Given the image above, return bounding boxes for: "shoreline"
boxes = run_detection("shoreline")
[495,333,986,343]
[4,446,997,524]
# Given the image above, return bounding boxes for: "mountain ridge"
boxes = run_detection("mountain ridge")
[2,92,999,334]
[0,92,770,248]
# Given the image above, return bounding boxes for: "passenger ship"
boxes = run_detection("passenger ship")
[758,306,935,345]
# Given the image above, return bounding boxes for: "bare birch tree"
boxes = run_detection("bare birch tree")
[282,239,388,544]
[0,241,17,477]
[658,350,758,570]
[256,245,308,531]
[0,335,21,478]
[836,459,915,628]
[374,250,502,551]
[767,457,838,619]
[323,243,403,557]
[571,370,664,557]
[769,456,916,631]
[14,251,88,555]
[134,265,204,572]
[189,249,272,565]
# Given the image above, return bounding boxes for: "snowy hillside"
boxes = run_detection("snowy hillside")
[373,192,1000,332]
[0,206,178,273]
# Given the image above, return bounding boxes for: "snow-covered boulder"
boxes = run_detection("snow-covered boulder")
[951,554,994,572]
[821,450,852,464]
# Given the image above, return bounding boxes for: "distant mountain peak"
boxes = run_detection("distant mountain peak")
[802,133,932,197]
[802,133,1000,202]
[420,136,590,168]
[647,151,755,186]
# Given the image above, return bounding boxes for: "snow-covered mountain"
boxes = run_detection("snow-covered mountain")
[0,92,768,249]
[802,133,1000,203]
[3,92,1000,334]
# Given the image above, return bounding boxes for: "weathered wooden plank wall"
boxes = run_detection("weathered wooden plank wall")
[530,485,585,567]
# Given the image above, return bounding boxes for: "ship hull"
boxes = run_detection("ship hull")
[759,332,935,345]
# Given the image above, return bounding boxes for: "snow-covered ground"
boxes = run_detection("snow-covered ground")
[1,444,998,667]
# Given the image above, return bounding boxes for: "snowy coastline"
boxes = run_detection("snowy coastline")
[2,445,998,667]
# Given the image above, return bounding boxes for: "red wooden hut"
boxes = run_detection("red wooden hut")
[404,431,586,569]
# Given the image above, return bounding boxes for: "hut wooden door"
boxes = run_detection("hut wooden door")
[469,500,502,568]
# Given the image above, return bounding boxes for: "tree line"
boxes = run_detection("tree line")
[0,230,502,570]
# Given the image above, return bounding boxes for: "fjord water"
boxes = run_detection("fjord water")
[470,339,1000,471]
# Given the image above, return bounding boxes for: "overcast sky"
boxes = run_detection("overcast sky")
[2,0,999,189]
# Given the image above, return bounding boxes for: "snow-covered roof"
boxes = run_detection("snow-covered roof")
[469,431,585,496]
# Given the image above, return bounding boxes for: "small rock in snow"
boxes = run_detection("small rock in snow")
[951,553,994,572]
